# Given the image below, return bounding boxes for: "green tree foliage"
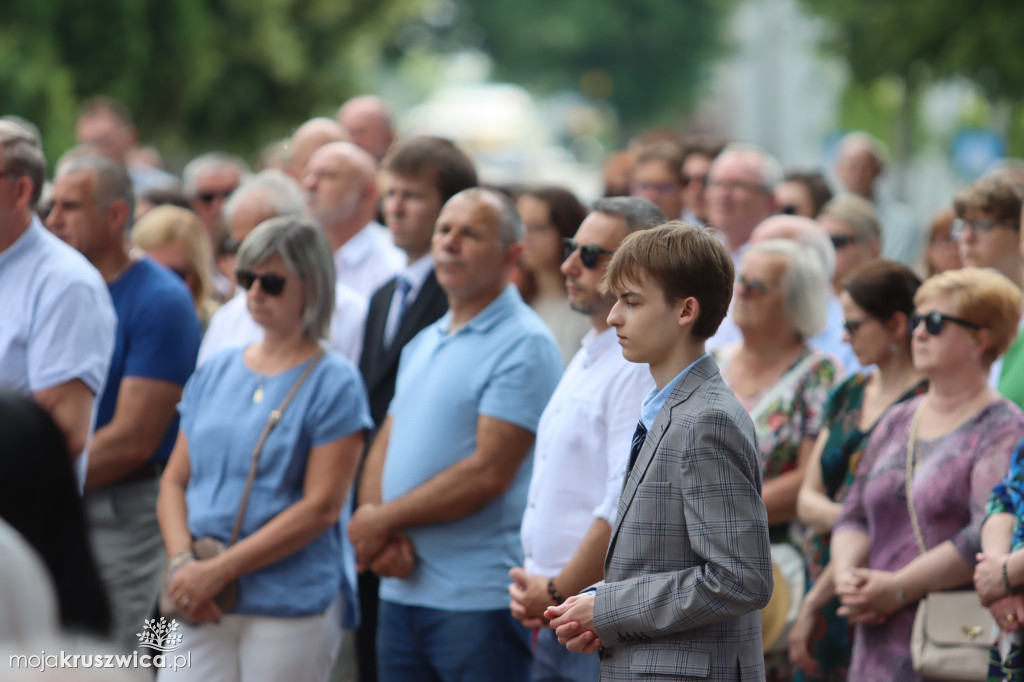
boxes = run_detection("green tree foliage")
[398,0,734,131]
[0,0,419,163]
[796,0,1024,99]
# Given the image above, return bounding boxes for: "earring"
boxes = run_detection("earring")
[889,342,899,355]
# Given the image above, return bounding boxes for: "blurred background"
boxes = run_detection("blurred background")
[3,0,1022,215]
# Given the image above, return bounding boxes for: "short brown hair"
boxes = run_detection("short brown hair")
[953,176,1023,227]
[383,136,477,204]
[915,266,1023,365]
[633,142,685,185]
[602,221,733,339]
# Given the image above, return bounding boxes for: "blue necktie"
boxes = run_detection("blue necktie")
[628,420,648,472]
[384,277,413,349]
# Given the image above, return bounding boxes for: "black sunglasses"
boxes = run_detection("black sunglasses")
[562,238,614,269]
[909,310,983,336]
[843,318,871,335]
[830,235,860,250]
[236,270,287,296]
[197,188,234,204]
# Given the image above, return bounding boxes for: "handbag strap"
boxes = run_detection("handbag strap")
[905,398,929,556]
[228,348,326,545]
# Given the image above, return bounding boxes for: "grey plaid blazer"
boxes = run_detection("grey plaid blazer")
[593,354,773,681]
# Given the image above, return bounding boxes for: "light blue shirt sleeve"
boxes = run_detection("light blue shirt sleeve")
[479,331,564,433]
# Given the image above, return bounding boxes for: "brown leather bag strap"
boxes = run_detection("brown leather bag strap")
[905,398,928,556]
[228,348,326,545]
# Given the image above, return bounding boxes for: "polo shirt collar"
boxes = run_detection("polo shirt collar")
[436,284,521,336]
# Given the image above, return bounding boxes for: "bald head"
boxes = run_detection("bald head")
[288,117,349,180]
[303,141,380,248]
[751,214,835,282]
[338,95,394,161]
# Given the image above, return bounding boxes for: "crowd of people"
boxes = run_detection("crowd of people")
[3,92,1024,682]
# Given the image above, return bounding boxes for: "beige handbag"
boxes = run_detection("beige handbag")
[905,401,995,681]
[160,350,325,624]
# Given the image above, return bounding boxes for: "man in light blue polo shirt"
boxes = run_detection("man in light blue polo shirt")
[0,121,116,491]
[349,187,563,681]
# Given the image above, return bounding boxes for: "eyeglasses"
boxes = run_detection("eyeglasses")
[830,234,860,250]
[197,188,234,204]
[951,217,1019,241]
[708,178,770,194]
[562,238,615,269]
[736,275,777,297]
[236,270,287,296]
[630,182,680,196]
[779,204,799,216]
[843,318,871,335]
[909,310,983,336]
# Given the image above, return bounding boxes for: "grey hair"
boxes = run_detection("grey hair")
[455,187,523,246]
[839,132,890,169]
[820,193,883,245]
[744,238,828,338]
[223,169,305,226]
[591,196,666,233]
[0,120,46,208]
[716,143,784,190]
[56,154,136,231]
[235,215,335,340]
[182,152,251,198]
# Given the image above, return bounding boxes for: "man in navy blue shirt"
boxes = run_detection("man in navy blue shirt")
[48,152,200,654]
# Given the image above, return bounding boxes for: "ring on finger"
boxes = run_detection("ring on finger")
[1007,614,1016,624]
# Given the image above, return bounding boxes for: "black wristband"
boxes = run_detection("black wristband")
[547,578,565,605]
[1004,558,1020,596]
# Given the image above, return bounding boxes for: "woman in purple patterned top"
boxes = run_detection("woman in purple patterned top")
[832,267,1024,681]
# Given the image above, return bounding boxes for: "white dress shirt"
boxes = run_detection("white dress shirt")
[520,326,654,576]
[383,254,435,348]
[198,282,368,365]
[333,221,406,300]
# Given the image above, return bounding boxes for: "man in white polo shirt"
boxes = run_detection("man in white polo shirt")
[508,197,663,682]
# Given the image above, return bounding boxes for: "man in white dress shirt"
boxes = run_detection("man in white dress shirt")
[304,141,405,300]
[509,197,663,682]
[199,169,367,365]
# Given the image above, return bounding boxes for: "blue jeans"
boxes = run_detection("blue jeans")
[531,627,601,682]
[377,601,532,682]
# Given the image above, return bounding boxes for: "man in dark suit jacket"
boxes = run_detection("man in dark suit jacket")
[547,222,773,681]
[354,136,477,681]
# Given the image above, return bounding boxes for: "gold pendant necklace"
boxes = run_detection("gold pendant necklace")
[253,377,265,404]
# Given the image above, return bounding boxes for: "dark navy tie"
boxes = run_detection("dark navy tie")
[628,420,648,471]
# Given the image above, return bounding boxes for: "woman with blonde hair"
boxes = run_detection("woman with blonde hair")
[132,205,218,329]
[832,267,1024,681]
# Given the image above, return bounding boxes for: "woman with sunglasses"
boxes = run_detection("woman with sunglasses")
[132,205,220,332]
[817,194,882,296]
[514,186,591,365]
[156,216,372,682]
[788,260,926,680]
[830,267,1024,681]
[714,239,840,680]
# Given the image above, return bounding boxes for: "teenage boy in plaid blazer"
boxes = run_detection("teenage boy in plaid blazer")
[547,222,774,681]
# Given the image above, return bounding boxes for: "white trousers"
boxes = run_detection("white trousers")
[156,609,341,682]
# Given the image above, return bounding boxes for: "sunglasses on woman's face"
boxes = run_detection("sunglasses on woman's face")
[236,270,287,296]
[909,310,982,336]
[562,238,614,269]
